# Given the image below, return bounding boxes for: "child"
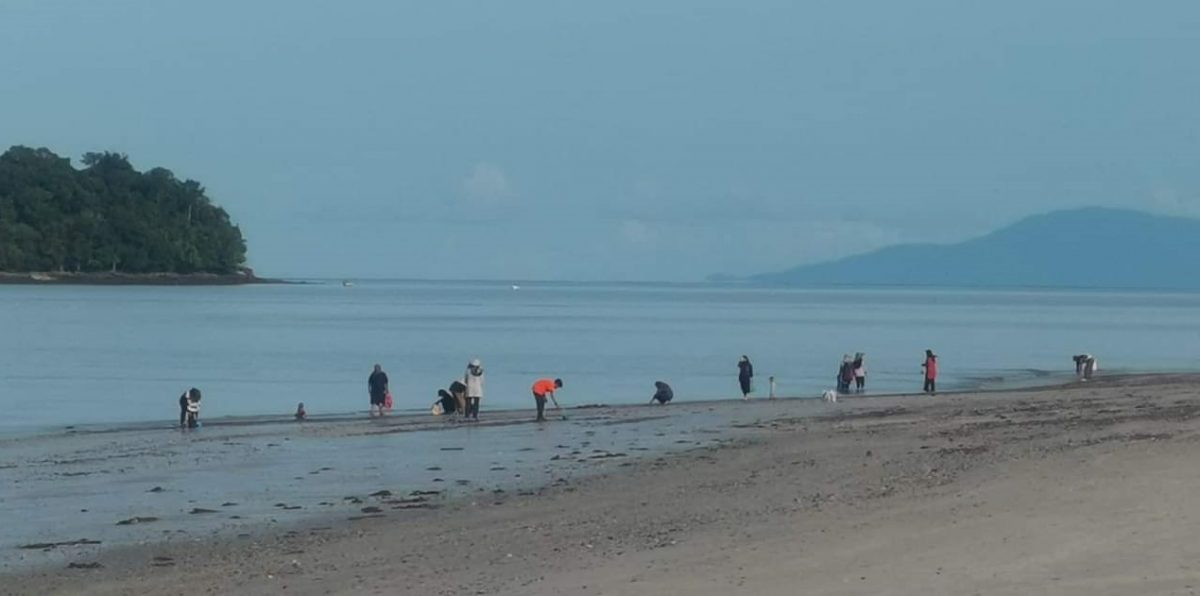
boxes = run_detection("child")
[295,402,307,421]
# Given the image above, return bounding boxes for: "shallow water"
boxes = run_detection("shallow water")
[0,399,809,571]
[3,280,1200,432]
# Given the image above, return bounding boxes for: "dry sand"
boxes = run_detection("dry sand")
[7,375,1200,595]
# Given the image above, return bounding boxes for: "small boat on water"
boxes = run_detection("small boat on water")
[511,284,520,291]
[342,280,355,287]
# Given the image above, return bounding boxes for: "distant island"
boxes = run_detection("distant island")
[742,207,1200,290]
[0,146,264,284]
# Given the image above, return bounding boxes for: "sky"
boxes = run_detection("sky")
[2,0,1199,281]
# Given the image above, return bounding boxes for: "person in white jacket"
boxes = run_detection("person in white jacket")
[464,359,485,421]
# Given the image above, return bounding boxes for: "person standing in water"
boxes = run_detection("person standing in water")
[922,350,938,394]
[368,364,389,417]
[464,359,485,421]
[853,353,866,393]
[838,354,855,394]
[649,381,674,405]
[737,355,754,400]
[531,378,563,421]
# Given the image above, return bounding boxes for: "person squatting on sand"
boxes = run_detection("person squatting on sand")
[433,380,464,416]
[368,364,389,417]
[295,402,307,421]
[532,377,563,421]
[650,381,674,405]
[464,359,484,421]
[738,355,754,399]
[922,350,938,394]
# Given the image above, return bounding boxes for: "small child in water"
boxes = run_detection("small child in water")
[295,402,307,421]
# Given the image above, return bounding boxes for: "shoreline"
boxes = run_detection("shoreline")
[0,370,1100,439]
[5,373,1200,594]
[0,271,288,286]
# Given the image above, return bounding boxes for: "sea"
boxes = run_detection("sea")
[2,280,1199,434]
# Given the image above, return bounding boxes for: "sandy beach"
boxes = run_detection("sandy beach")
[4,375,1200,595]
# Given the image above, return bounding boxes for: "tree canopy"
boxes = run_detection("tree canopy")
[0,146,247,274]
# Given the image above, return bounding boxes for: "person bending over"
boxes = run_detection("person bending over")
[650,381,674,405]
[531,378,563,421]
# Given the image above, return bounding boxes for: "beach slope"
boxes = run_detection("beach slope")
[7,375,1200,595]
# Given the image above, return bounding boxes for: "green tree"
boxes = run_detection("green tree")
[0,146,247,274]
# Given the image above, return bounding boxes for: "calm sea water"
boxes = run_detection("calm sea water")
[2,280,1198,433]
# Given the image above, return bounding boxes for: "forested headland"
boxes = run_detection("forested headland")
[0,146,251,279]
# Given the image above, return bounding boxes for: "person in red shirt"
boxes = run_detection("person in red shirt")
[531,378,563,421]
[922,350,938,394]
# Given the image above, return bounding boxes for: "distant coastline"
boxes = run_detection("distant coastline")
[0,270,284,286]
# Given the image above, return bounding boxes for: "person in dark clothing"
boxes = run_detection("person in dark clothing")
[179,391,190,428]
[650,381,674,405]
[738,355,754,400]
[838,354,854,393]
[435,387,460,416]
[368,364,389,417]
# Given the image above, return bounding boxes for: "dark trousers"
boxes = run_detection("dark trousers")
[534,394,547,420]
[466,397,480,419]
[924,378,936,393]
[855,377,865,391]
[179,406,187,427]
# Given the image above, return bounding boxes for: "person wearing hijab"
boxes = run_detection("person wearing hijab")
[737,356,754,400]
[464,359,485,421]
[922,350,938,394]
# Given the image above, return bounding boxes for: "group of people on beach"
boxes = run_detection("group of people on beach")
[178,346,1133,429]
[735,350,939,401]
[836,353,868,394]
[369,361,567,423]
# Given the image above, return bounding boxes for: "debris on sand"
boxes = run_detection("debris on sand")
[67,562,103,569]
[369,490,392,497]
[189,508,218,514]
[116,516,159,526]
[20,539,101,550]
[147,486,165,493]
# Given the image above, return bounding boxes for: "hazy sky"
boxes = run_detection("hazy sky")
[3,1,1198,280]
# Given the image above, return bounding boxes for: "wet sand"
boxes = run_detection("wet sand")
[4,375,1200,595]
